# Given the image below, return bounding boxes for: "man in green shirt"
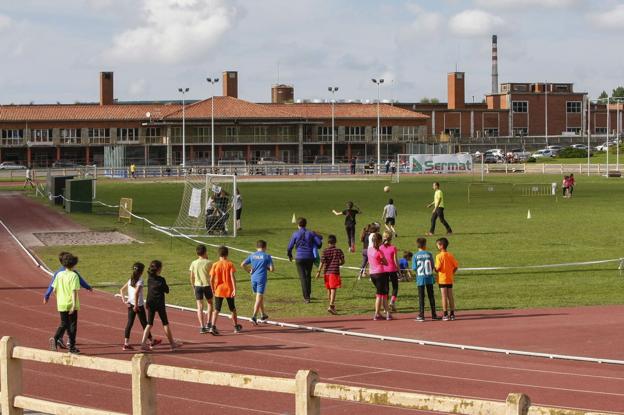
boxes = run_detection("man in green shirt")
[426,182,452,236]
[49,253,81,354]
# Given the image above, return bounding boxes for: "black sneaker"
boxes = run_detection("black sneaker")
[260,314,269,323]
[251,316,258,326]
[49,337,57,351]
[68,347,80,354]
[442,315,450,321]
[205,323,212,330]
[234,324,243,333]
[209,326,220,336]
[200,326,209,334]
[450,313,456,321]
[57,339,68,349]
[431,315,442,321]
[415,316,425,322]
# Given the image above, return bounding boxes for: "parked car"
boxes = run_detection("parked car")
[485,148,504,158]
[531,149,554,158]
[256,157,285,165]
[595,141,618,152]
[52,160,79,168]
[510,148,531,161]
[570,144,593,155]
[546,145,563,155]
[0,162,26,170]
[483,153,501,163]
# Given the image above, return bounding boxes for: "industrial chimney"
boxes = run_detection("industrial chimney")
[99,72,114,105]
[491,35,498,94]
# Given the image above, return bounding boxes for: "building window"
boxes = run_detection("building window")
[566,102,582,113]
[317,126,337,142]
[118,128,139,142]
[595,127,608,134]
[401,127,418,140]
[253,126,268,139]
[512,101,528,113]
[223,150,244,160]
[345,126,365,141]
[60,128,81,144]
[31,129,52,143]
[145,127,162,144]
[483,128,499,137]
[277,126,291,139]
[373,126,393,140]
[194,127,210,140]
[88,128,111,144]
[512,127,528,136]
[566,127,581,134]
[226,127,239,137]
[1,129,23,146]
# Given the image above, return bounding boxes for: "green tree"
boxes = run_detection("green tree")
[612,86,624,98]
[420,97,430,103]
[598,90,608,100]
[430,98,440,104]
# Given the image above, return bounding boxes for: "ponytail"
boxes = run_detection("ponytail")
[147,260,162,276]
[130,262,144,287]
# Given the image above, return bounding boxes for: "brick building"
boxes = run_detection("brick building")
[0,71,428,167]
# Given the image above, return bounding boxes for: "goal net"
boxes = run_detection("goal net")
[468,182,557,204]
[170,173,237,237]
[394,153,473,182]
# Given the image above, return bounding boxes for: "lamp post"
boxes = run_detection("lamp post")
[206,77,220,168]
[328,86,339,166]
[178,87,189,168]
[371,78,384,174]
[587,97,591,177]
[606,96,610,175]
[544,81,548,148]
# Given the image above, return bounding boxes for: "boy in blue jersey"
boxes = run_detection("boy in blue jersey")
[242,240,274,325]
[412,238,439,322]
[43,251,93,349]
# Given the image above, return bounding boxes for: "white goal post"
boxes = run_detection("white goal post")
[168,173,238,237]
[394,153,473,183]
[468,182,558,203]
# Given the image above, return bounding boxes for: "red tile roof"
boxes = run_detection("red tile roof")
[268,103,429,119]
[164,96,294,120]
[0,104,179,122]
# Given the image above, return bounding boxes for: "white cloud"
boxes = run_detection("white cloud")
[107,0,238,64]
[589,4,624,30]
[405,3,443,33]
[128,78,147,96]
[474,0,580,9]
[0,14,13,31]
[449,9,504,37]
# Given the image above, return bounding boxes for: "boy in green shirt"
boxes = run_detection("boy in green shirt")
[189,244,214,333]
[49,253,81,354]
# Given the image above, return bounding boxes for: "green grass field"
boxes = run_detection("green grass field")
[23,174,624,318]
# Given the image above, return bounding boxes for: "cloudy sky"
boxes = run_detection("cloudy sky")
[0,0,622,105]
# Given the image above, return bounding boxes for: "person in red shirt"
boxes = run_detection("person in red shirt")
[209,246,241,334]
[316,235,345,315]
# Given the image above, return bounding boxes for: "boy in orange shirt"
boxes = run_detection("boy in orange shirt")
[209,246,242,334]
[434,237,458,321]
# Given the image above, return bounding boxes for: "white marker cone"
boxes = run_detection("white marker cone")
[292,213,296,224]
[527,209,532,220]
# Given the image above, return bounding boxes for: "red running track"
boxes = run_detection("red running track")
[0,193,623,414]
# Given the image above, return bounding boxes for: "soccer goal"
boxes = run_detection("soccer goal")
[394,153,473,183]
[512,183,558,199]
[468,182,557,203]
[164,173,237,237]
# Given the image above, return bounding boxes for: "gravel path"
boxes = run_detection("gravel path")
[33,231,137,246]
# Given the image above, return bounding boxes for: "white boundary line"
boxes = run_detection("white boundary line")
[2,217,624,367]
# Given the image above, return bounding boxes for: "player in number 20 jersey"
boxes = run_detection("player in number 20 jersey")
[412,238,439,321]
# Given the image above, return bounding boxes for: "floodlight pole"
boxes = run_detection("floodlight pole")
[178,87,189,168]
[544,81,549,148]
[617,99,621,171]
[207,77,220,169]
[372,78,384,174]
[587,97,591,177]
[606,96,610,176]
[328,86,339,166]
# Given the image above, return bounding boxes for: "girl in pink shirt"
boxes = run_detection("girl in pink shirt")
[367,232,390,320]
[380,231,399,313]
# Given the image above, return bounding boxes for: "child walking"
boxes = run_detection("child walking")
[381,199,397,237]
[413,238,439,322]
[316,234,345,315]
[242,240,274,325]
[120,262,161,350]
[399,251,414,281]
[367,232,391,320]
[209,246,242,334]
[332,201,361,252]
[189,244,214,334]
[140,260,182,351]
[49,253,81,354]
[380,231,399,312]
[434,238,459,321]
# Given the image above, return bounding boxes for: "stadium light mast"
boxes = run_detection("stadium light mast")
[178,87,189,169]
[328,86,339,166]
[587,97,591,177]
[372,78,384,174]
[206,77,220,168]
[606,95,610,176]
[544,81,548,148]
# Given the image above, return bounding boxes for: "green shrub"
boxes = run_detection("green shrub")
[558,147,588,158]
[527,157,537,163]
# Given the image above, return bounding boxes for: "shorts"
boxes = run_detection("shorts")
[146,303,169,326]
[324,274,342,289]
[236,208,242,220]
[439,284,453,289]
[370,273,389,295]
[194,285,213,301]
[214,297,236,313]
[385,217,395,226]
[252,279,267,294]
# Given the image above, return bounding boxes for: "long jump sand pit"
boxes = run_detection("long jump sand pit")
[33,231,138,246]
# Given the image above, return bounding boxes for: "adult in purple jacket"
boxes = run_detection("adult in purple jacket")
[287,217,323,303]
